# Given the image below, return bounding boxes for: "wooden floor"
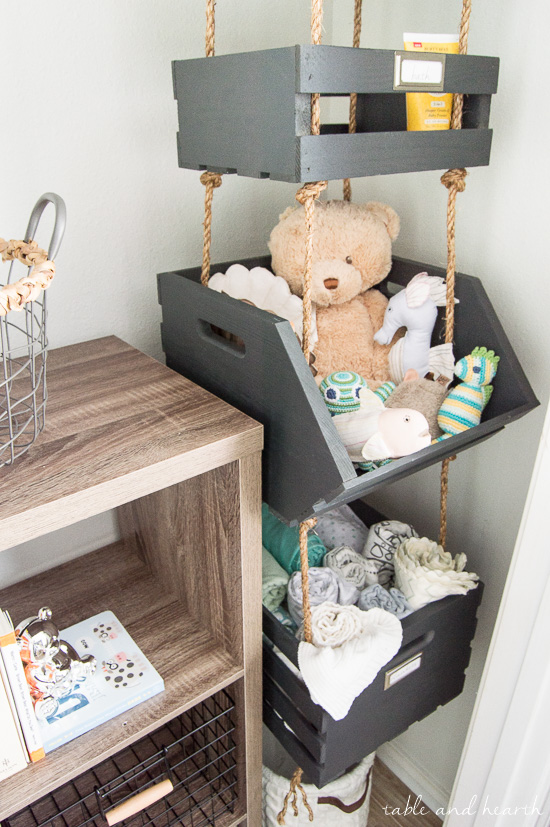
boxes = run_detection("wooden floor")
[370,758,443,826]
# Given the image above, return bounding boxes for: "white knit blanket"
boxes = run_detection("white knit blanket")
[394,537,479,610]
[297,602,403,721]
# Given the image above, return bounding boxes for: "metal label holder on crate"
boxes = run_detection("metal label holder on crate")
[0,193,66,467]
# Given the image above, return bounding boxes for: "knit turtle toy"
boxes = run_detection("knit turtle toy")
[437,347,500,439]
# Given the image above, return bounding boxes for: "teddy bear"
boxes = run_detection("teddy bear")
[268,199,400,384]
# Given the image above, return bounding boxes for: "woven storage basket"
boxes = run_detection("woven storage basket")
[262,752,374,826]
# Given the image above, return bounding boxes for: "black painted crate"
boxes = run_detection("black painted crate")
[158,255,538,525]
[262,501,484,788]
[172,45,499,182]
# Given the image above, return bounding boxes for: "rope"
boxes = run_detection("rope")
[0,238,48,267]
[277,7,325,821]
[205,0,216,57]
[343,0,363,201]
[200,171,223,285]
[0,259,55,316]
[310,0,323,137]
[296,181,328,359]
[439,0,472,546]
[276,767,314,825]
[200,0,221,285]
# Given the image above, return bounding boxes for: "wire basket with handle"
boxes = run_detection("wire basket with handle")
[0,192,66,467]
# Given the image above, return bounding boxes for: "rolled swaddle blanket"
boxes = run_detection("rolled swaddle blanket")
[362,520,418,587]
[394,537,479,610]
[262,546,290,611]
[324,545,379,590]
[287,567,359,626]
[357,583,413,619]
[315,504,370,554]
[262,503,327,574]
[297,603,403,720]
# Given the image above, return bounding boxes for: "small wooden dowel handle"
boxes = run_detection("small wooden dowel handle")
[105,778,174,826]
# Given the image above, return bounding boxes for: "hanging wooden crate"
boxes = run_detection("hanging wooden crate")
[262,500,484,788]
[158,255,538,525]
[172,46,499,182]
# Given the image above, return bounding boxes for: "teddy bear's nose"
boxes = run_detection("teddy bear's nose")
[324,278,339,290]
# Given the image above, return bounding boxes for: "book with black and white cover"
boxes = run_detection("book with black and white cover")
[37,610,164,753]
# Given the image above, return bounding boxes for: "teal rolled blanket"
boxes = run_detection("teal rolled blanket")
[262,546,290,611]
[262,503,327,574]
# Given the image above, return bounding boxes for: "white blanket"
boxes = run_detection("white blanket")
[297,602,403,721]
[394,537,479,610]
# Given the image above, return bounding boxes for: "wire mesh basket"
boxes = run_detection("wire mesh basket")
[0,193,66,467]
[3,688,240,827]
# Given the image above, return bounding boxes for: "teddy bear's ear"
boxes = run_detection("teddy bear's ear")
[364,202,400,241]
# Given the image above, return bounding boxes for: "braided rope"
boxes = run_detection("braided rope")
[200,171,223,285]
[439,0,472,546]
[343,0,363,201]
[0,238,54,316]
[200,0,222,285]
[205,0,216,57]
[276,767,314,825]
[0,238,48,267]
[0,259,55,316]
[277,7,325,819]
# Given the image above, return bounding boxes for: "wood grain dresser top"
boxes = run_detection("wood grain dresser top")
[0,336,262,549]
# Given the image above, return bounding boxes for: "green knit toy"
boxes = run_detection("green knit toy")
[437,347,500,438]
[320,372,395,415]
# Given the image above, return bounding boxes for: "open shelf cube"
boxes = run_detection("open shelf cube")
[158,256,538,525]
[0,338,262,824]
[172,45,499,182]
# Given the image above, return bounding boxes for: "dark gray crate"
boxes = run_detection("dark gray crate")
[262,500,484,788]
[157,255,538,525]
[172,45,499,182]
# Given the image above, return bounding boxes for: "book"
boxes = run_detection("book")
[0,662,28,781]
[37,610,164,753]
[0,610,45,762]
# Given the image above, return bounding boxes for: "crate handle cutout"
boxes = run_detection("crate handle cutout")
[197,318,246,356]
[105,778,174,826]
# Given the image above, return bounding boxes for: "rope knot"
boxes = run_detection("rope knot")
[200,171,223,189]
[276,767,314,824]
[295,181,328,205]
[441,168,468,193]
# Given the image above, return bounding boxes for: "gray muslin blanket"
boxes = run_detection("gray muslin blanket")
[287,566,359,626]
[357,583,413,619]
[324,545,379,590]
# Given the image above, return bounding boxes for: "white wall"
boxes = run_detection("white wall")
[1,0,548,810]
[0,0,313,581]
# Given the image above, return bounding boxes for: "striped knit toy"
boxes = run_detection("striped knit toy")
[437,347,500,438]
[320,372,396,416]
[320,371,368,415]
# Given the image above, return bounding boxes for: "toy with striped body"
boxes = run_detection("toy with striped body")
[437,347,500,438]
